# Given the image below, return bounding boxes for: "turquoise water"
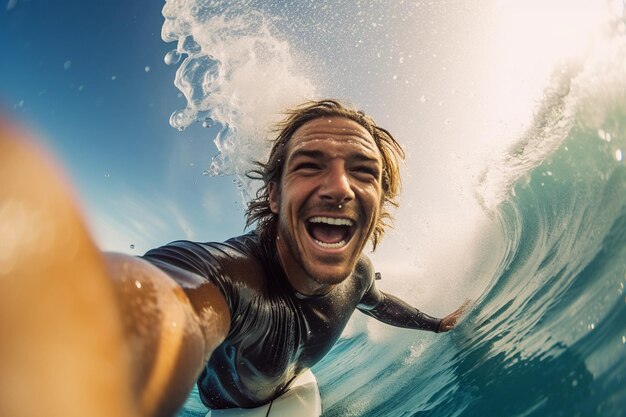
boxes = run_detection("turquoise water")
[177,17,626,417]
[317,69,626,416]
[316,68,626,416]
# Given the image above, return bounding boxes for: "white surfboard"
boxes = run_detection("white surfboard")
[205,370,322,417]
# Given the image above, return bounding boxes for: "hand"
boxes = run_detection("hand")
[438,299,472,332]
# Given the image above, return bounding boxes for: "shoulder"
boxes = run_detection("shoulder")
[144,232,260,266]
[142,232,268,289]
[142,233,272,318]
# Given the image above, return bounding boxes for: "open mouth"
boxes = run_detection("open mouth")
[305,216,356,249]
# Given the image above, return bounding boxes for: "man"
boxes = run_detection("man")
[0,100,467,417]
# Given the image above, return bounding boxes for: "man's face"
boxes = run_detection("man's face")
[269,117,383,295]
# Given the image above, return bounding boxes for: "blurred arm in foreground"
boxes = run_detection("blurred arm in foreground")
[0,119,230,417]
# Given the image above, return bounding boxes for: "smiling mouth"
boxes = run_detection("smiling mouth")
[305,216,356,249]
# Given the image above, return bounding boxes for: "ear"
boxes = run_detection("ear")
[269,181,279,214]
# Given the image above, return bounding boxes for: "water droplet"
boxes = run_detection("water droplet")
[104,173,110,178]
[130,244,135,249]
[111,75,117,81]
[420,95,427,103]
[615,149,623,161]
[134,280,141,289]
[78,85,84,91]
[622,336,626,344]
[169,110,191,130]
[63,60,71,70]
[399,57,405,64]
[164,49,182,65]
[392,75,398,80]
[144,66,151,73]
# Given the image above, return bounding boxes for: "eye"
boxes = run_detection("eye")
[353,166,380,179]
[293,162,321,172]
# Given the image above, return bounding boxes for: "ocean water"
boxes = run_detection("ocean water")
[167,1,626,416]
[309,81,626,417]
[177,66,626,417]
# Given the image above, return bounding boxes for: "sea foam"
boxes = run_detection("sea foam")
[162,0,316,198]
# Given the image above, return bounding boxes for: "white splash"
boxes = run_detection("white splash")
[161,0,317,198]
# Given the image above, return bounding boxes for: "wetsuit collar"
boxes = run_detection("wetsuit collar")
[293,290,332,300]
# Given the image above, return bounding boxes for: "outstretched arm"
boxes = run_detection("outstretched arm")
[358,289,443,332]
[0,120,230,417]
[357,268,469,333]
[104,253,231,417]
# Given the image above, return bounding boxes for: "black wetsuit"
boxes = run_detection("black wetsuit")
[143,232,441,409]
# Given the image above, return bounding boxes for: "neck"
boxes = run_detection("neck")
[274,236,334,296]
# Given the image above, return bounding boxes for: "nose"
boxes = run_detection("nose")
[319,163,355,205]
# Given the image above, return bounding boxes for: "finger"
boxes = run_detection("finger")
[456,299,473,314]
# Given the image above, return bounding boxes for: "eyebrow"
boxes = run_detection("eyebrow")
[288,149,380,164]
[289,149,325,162]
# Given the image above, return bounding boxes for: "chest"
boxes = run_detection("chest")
[227,281,361,377]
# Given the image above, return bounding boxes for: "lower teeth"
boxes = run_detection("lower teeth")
[314,239,346,249]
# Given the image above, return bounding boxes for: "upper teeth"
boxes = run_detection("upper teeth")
[309,216,354,226]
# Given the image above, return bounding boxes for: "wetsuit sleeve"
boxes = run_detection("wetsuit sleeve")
[357,274,443,333]
[141,240,237,316]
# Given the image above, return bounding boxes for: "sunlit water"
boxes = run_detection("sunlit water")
[165,1,626,416]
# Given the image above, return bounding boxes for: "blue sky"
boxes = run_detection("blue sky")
[1,0,244,253]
